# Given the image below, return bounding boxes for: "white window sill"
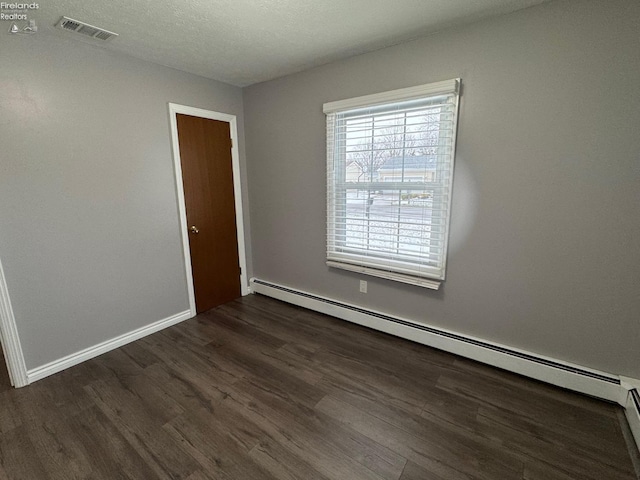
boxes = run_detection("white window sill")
[327,261,441,290]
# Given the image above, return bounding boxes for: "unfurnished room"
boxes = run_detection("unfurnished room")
[0,0,639,478]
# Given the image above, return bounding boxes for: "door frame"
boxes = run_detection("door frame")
[0,257,29,387]
[168,103,250,317]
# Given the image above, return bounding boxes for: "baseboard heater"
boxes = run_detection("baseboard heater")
[250,278,623,404]
[626,388,640,456]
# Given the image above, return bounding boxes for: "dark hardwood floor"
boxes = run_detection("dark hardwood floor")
[0,294,637,479]
[0,349,11,394]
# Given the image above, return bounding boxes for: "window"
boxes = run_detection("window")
[324,79,461,289]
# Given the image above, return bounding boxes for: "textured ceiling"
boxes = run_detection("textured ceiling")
[23,0,549,86]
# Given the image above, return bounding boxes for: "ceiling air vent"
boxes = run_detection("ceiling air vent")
[55,16,118,42]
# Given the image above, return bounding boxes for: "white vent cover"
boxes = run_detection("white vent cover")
[55,16,118,42]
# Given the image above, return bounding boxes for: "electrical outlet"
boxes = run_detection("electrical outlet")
[359,280,367,293]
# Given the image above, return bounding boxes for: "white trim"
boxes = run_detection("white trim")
[250,278,624,404]
[326,261,441,290]
[27,310,191,383]
[0,257,28,387]
[168,103,250,317]
[441,86,461,281]
[323,78,459,113]
[623,389,640,455]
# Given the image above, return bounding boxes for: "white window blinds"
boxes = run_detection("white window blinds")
[324,79,461,288]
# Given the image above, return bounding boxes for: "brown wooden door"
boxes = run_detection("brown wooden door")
[176,114,241,313]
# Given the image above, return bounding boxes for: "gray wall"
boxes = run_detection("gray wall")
[0,32,251,369]
[244,0,640,378]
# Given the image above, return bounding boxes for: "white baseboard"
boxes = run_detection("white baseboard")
[26,310,192,384]
[624,389,640,454]
[250,278,625,404]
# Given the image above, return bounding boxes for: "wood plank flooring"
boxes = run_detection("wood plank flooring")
[0,293,638,479]
[0,349,11,394]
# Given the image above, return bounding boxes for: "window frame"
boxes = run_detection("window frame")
[324,79,461,290]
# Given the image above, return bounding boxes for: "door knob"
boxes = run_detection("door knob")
[189,226,199,234]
